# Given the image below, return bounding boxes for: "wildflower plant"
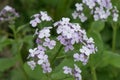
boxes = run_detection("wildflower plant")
[27,11,97,80]
[0,1,120,80]
[0,5,19,22]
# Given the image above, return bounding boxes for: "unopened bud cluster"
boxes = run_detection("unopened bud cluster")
[0,5,19,21]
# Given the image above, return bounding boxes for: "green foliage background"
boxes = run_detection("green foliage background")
[0,0,120,80]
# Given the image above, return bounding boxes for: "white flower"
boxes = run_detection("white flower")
[79,13,87,22]
[93,14,99,21]
[73,53,81,61]
[4,5,12,11]
[75,3,83,11]
[40,11,52,21]
[42,62,52,73]
[37,53,48,65]
[72,11,78,19]
[43,38,56,49]
[113,13,119,22]
[74,64,82,80]
[80,46,91,56]
[28,48,38,57]
[30,18,41,27]
[38,27,52,38]
[30,20,37,27]
[63,66,72,75]
[62,26,74,39]
[27,61,36,70]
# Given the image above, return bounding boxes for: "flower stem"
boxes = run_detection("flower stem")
[51,45,63,66]
[17,53,29,80]
[46,73,51,80]
[112,23,117,52]
[91,66,97,80]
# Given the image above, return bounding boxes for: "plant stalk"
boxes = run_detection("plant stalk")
[112,24,117,52]
[91,66,97,80]
[51,45,63,66]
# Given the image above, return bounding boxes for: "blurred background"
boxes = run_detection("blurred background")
[0,0,120,80]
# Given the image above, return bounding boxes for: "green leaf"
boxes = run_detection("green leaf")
[24,63,47,80]
[16,23,29,33]
[90,21,105,32]
[11,39,23,55]
[51,58,74,80]
[0,57,16,72]
[10,68,27,80]
[102,51,120,68]
[63,78,74,80]
[87,31,104,67]
[0,37,13,52]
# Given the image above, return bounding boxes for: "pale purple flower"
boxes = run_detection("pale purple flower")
[101,0,112,9]
[30,18,41,27]
[73,36,97,65]
[0,5,19,21]
[38,27,52,38]
[37,53,48,65]
[27,61,36,70]
[113,13,119,22]
[54,17,96,53]
[73,53,88,65]
[4,6,13,11]
[78,13,87,22]
[38,45,46,51]
[80,46,92,56]
[40,11,52,21]
[27,45,52,73]
[112,6,119,22]
[72,11,79,19]
[41,62,52,73]
[43,38,56,49]
[73,64,82,80]
[75,3,83,11]
[30,11,52,27]
[28,48,38,58]
[64,44,74,52]
[63,64,82,80]
[72,0,119,22]
[63,66,72,75]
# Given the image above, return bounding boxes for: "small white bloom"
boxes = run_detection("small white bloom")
[28,48,38,57]
[4,5,12,11]
[80,46,91,56]
[113,13,119,22]
[40,11,52,21]
[63,66,72,75]
[38,27,52,38]
[27,61,36,70]
[72,11,78,19]
[79,13,87,22]
[37,53,48,65]
[75,3,83,11]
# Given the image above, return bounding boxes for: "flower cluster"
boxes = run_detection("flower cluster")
[54,18,82,52]
[72,0,119,22]
[28,11,97,79]
[72,3,87,22]
[54,17,97,64]
[30,11,52,27]
[63,64,82,80]
[0,5,19,21]
[74,37,97,65]
[28,11,56,73]
[27,45,52,73]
